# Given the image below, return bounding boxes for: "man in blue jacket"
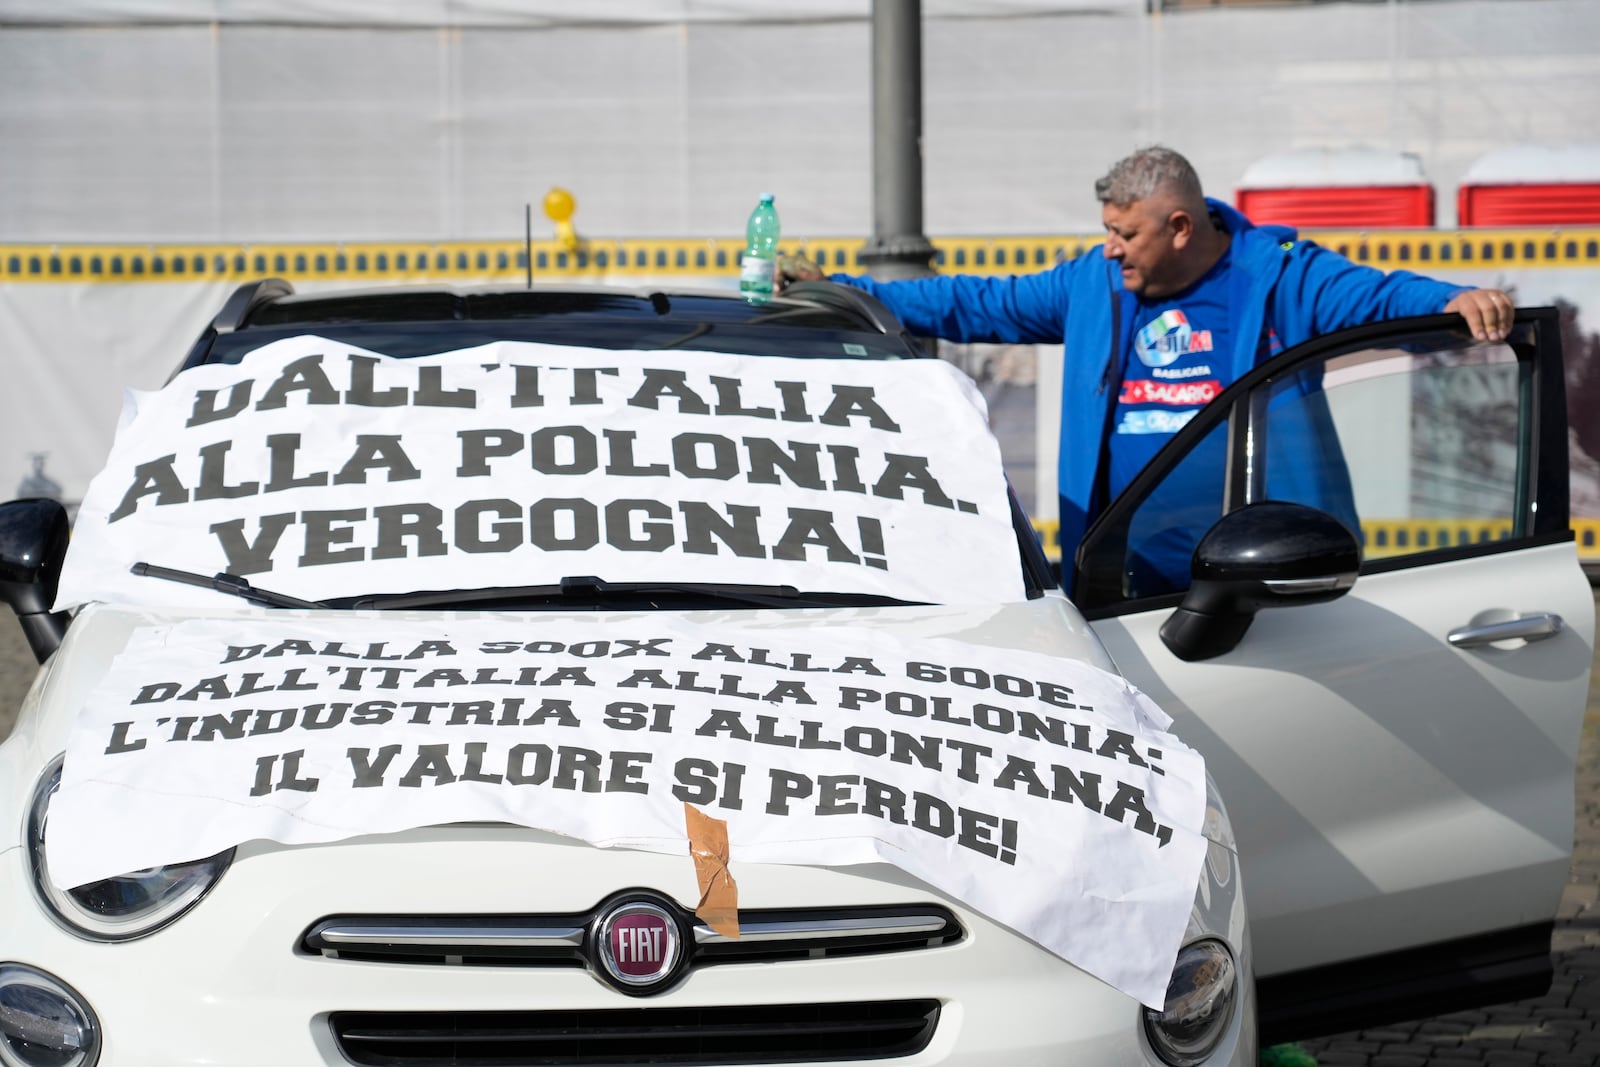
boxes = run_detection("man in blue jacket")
[779,145,1514,593]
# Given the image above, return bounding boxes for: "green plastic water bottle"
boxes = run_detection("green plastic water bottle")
[740,193,780,302]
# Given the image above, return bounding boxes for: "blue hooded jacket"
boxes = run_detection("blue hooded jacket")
[831,199,1467,585]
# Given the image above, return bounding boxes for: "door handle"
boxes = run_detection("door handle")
[1447,612,1565,648]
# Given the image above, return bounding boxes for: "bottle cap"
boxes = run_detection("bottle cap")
[760,193,774,202]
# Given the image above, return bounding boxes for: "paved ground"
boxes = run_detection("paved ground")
[1,593,1596,1064]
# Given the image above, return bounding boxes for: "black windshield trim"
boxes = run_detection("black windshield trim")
[338,578,919,612]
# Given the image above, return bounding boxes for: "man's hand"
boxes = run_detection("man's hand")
[776,253,824,290]
[1444,288,1516,342]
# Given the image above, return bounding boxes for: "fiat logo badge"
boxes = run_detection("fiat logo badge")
[595,899,683,993]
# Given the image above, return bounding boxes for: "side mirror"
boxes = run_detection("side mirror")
[1160,501,1360,662]
[0,498,73,663]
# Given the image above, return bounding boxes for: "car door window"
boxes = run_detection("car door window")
[1307,341,1524,561]
[1114,418,1229,600]
[1076,314,1564,612]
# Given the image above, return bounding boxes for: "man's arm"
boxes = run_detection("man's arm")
[779,254,1075,345]
[1281,242,1514,343]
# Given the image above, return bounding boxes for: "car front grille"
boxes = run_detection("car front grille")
[302,904,963,968]
[329,1000,942,1065]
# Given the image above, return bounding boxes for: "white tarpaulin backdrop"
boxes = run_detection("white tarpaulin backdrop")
[4,2,1594,243]
[0,1,1142,22]
[47,614,1208,1008]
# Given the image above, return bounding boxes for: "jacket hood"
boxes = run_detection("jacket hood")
[1207,196,1297,247]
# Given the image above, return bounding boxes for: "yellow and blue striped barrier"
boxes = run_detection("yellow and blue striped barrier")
[1033,518,1600,568]
[3,226,1599,285]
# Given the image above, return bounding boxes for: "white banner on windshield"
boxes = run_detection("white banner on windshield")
[47,616,1207,1008]
[54,337,1025,609]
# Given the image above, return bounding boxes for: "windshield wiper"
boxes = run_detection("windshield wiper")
[130,562,325,609]
[345,575,818,611]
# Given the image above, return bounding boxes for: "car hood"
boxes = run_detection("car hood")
[0,593,1244,1026]
[0,594,1233,853]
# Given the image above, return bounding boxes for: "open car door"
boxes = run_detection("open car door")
[1072,308,1596,1043]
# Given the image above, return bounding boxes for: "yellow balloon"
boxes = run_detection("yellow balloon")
[543,187,576,223]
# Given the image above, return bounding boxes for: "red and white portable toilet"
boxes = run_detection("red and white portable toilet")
[1457,144,1600,226]
[1235,147,1435,228]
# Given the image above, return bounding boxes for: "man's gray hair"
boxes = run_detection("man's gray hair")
[1095,146,1205,207]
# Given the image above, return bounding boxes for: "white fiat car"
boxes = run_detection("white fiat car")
[0,281,1590,1067]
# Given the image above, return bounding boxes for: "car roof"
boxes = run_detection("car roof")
[245,282,898,328]
[179,278,927,373]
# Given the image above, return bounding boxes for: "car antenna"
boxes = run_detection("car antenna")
[524,203,534,289]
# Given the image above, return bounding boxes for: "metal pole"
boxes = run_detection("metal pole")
[860,0,936,280]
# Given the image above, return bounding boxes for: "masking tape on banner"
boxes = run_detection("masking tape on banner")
[684,803,740,939]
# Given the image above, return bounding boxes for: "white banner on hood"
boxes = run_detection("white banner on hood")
[54,337,1024,610]
[47,616,1207,1009]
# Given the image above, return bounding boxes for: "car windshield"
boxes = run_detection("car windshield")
[197,289,919,365]
[54,287,1051,614]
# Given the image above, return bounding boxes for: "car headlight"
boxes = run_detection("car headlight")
[26,756,232,941]
[0,964,100,1067]
[1143,938,1237,1066]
